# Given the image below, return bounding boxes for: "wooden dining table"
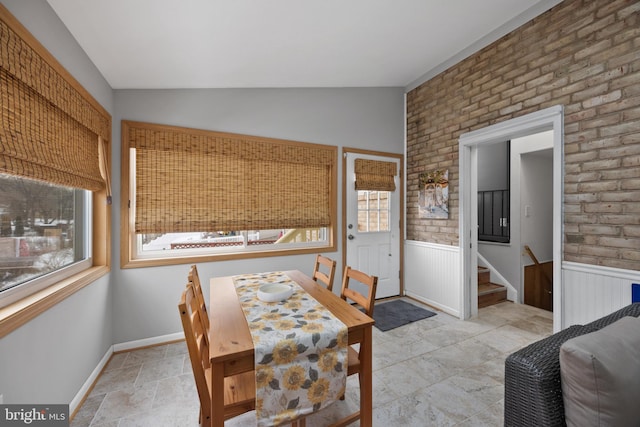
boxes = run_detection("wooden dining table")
[209,269,374,426]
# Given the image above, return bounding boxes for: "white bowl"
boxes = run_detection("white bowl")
[257,283,293,302]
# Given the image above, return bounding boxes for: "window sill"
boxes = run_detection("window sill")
[122,244,336,269]
[478,240,511,247]
[0,265,109,338]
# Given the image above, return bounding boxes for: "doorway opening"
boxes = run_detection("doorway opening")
[459,106,564,332]
[475,132,554,311]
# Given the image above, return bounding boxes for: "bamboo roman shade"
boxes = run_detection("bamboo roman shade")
[124,121,336,234]
[354,158,397,191]
[0,8,110,191]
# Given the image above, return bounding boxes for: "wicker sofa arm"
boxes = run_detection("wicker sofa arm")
[582,302,640,332]
[504,325,588,427]
[504,303,640,427]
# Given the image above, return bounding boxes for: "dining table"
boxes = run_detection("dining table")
[209,269,374,426]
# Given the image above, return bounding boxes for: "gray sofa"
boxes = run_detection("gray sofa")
[504,303,640,427]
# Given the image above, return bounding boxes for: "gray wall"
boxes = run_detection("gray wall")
[0,0,404,406]
[521,151,554,265]
[112,87,404,343]
[477,141,509,192]
[0,0,114,405]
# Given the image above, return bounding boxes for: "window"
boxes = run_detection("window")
[0,5,111,332]
[0,174,91,307]
[477,141,510,243]
[357,191,390,232]
[121,121,337,267]
[478,189,510,243]
[353,158,396,233]
[136,228,330,259]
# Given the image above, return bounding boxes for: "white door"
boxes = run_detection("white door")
[345,152,400,299]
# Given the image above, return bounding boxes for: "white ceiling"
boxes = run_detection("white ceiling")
[46,0,558,90]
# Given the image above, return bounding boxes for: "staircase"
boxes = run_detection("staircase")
[478,266,507,308]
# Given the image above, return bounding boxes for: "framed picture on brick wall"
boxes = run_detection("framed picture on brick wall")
[418,169,449,219]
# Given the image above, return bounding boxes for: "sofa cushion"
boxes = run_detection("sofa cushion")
[559,316,640,427]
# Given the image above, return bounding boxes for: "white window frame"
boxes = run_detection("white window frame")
[0,188,93,309]
[134,229,330,260]
[357,190,391,233]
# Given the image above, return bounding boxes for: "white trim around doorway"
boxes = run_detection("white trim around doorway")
[459,105,564,332]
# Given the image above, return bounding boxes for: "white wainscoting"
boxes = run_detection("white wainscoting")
[404,240,461,317]
[562,262,640,328]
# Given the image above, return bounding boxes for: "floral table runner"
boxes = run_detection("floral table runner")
[232,271,348,427]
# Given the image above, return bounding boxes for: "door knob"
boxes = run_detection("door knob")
[348,234,355,240]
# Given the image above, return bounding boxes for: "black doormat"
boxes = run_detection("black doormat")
[372,300,437,331]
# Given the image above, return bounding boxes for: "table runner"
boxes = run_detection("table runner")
[233,271,348,426]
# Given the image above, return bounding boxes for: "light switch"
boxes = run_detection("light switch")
[525,205,531,217]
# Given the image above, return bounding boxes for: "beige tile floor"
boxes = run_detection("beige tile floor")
[71,299,552,427]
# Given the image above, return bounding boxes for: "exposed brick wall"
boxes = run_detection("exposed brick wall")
[406,0,640,270]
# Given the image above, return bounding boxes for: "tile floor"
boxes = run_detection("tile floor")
[70,299,553,427]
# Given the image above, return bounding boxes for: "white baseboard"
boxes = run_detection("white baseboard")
[405,291,460,318]
[70,332,186,418]
[70,345,113,415]
[112,332,185,353]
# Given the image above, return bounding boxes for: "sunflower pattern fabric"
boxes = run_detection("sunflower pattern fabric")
[233,272,348,427]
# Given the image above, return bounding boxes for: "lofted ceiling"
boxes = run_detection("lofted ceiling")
[46,0,559,90]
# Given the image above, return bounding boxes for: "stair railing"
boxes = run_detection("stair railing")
[523,245,552,286]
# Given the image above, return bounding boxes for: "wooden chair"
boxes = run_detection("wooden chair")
[339,266,378,392]
[340,266,378,318]
[179,283,255,426]
[188,264,210,334]
[312,254,337,292]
